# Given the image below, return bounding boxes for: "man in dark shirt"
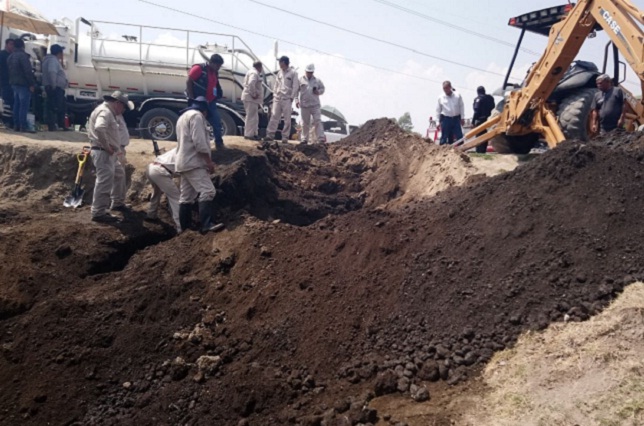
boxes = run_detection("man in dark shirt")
[8,38,36,132]
[591,74,626,134]
[472,86,495,153]
[186,54,224,149]
[0,38,15,127]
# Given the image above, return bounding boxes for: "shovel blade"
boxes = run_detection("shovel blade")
[63,189,85,208]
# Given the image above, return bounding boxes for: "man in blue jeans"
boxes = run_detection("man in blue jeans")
[186,54,224,149]
[436,81,465,145]
[7,38,35,133]
[0,38,15,127]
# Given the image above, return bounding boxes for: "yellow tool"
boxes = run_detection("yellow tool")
[63,146,91,208]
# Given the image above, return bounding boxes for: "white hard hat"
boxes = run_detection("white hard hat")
[305,64,315,72]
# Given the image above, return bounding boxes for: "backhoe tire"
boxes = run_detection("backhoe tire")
[557,87,598,141]
[487,107,538,155]
[491,133,539,155]
[140,108,179,141]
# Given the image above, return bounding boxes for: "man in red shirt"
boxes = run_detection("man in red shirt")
[186,54,225,149]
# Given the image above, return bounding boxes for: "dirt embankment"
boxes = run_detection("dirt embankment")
[1,124,643,425]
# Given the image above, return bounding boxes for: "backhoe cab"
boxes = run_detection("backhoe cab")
[457,0,644,154]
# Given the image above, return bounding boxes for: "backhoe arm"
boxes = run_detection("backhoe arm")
[457,0,644,153]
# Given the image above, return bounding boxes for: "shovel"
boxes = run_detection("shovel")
[63,146,91,208]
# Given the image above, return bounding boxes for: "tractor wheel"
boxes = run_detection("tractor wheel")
[491,133,539,155]
[557,87,598,141]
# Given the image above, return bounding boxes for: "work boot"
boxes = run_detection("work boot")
[214,137,225,150]
[91,213,119,223]
[179,203,193,231]
[300,140,308,145]
[111,204,132,212]
[262,133,275,142]
[198,200,224,233]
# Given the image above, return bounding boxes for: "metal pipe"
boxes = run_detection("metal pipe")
[503,28,526,91]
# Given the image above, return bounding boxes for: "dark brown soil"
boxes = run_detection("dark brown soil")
[1,123,644,425]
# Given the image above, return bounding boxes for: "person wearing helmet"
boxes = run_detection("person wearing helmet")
[297,63,325,144]
[264,56,299,143]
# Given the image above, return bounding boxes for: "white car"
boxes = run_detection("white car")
[323,121,358,143]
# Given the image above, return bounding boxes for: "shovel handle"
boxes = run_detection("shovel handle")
[74,146,91,184]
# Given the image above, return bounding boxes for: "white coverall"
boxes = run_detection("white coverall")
[88,102,122,218]
[175,109,216,204]
[241,68,263,138]
[146,148,181,231]
[298,75,325,143]
[266,66,299,141]
[110,114,129,208]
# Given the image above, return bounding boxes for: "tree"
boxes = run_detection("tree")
[397,112,413,132]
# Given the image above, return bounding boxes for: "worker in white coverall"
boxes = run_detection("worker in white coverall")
[242,61,263,140]
[297,64,325,144]
[110,113,130,211]
[264,56,299,143]
[145,147,181,233]
[88,91,134,223]
[176,96,223,234]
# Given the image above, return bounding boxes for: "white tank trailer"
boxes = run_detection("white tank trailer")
[22,17,289,140]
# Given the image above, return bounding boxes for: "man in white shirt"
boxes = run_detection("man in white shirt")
[146,147,181,233]
[88,91,134,223]
[297,63,325,144]
[436,81,465,145]
[264,56,299,143]
[241,61,263,140]
[176,96,223,234]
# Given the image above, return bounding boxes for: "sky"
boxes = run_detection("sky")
[25,0,644,133]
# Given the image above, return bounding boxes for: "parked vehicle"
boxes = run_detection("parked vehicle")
[320,105,357,143]
[458,1,644,154]
[20,17,297,140]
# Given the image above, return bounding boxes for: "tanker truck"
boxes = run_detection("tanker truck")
[24,17,294,140]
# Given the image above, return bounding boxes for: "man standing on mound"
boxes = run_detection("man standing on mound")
[264,56,299,143]
[176,96,223,234]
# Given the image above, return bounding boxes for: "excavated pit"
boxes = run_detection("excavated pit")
[2,123,643,425]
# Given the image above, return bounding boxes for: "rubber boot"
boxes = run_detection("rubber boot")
[179,203,193,232]
[198,200,224,233]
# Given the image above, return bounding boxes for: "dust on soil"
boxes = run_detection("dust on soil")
[1,121,643,425]
[459,282,644,426]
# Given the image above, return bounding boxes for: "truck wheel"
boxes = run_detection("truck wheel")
[557,87,598,141]
[219,110,237,136]
[140,108,179,141]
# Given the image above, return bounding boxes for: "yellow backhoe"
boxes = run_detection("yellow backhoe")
[456,0,644,154]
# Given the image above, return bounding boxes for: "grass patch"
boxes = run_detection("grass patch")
[469,153,495,160]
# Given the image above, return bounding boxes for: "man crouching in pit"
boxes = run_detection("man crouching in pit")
[176,96,224,234]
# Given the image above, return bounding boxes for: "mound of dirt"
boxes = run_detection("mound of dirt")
[2,129,644,425]
[0,143,96,206]
[326,118,479,207]
[462,282,644,426]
